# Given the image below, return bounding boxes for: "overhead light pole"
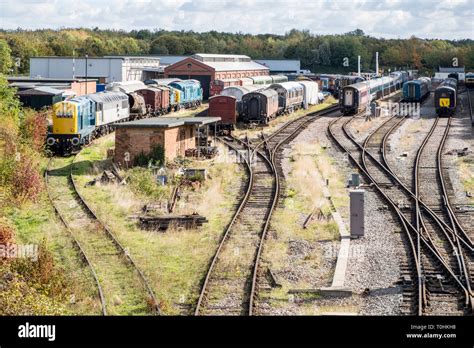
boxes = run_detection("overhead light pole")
[85,54,88,95]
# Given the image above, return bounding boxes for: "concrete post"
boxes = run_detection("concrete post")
[350,189,365,237]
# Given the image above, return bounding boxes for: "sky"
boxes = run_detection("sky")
[0,0,473,40]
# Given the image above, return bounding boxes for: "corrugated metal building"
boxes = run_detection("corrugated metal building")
[164,53,269,99]
[8,77,96,97]
[254,59,301,74]
[16,86,63,110]
[30,56,161,83]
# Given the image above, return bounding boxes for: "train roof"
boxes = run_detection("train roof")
[144,78,182,86]
[269,81,304,91]
[250,76,273,83]
[243,88,278,98]
[107,81,146,93]
[86,91,128,103]
[438,77,457,89]
[344,75,396,91]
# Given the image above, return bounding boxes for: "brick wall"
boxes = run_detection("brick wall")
[114,125,196,166]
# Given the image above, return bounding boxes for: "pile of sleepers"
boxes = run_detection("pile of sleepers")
[139,214,208,231]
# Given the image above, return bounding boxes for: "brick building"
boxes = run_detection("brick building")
[114,117,221,165]
[164,53,269,99]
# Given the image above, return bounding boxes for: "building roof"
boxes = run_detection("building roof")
[115,116,221,129]
[16,86,64,96]
[193,53,251,62]
[8,76,94,83]
[439,66,465,73]
[198,59,269,72]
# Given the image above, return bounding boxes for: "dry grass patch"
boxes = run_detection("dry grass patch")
[73,136,245,314]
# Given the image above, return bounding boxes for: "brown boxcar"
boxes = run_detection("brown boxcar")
[156,86,170,113]
[137,87,164,115]
[209,95,237,132]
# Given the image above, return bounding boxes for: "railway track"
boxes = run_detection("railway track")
[328,114,473,315]
[194,105,340,315]
[46,155,160,315]
[45,159,107,315]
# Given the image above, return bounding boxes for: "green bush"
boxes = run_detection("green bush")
[128,167,167,199]
[133,144,165,167]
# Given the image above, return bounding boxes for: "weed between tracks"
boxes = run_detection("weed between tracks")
[259,129,348,315]
[73,134,244,314]
[457,155,474,205]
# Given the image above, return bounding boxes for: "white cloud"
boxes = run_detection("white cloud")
[0,0,472,39]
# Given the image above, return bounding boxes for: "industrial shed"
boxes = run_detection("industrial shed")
[164,53,269,99]
[16,86,63,110]
[114,116,221,165]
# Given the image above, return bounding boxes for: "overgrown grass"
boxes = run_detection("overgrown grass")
[262,130,347,314]
[457,155,474,205]
[73,135,245,314]
[4,187,101,315]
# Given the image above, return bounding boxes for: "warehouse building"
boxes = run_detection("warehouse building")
[254,59,301,74]
[30,56,161,83]
[114,116,221,165]
[16,86,63,110]
[164,54,269,99]
[434,66,465,81]
[8,77,96,97]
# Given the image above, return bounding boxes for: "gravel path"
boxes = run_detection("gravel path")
[260,114,405,315]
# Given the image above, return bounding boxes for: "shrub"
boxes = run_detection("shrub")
[0,217,15,246]
[10,149,43,203]
[133,144,165,167]
[20,110,48,152]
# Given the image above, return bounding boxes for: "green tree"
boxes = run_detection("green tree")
[0,39,12,74]
[150,35,184,55]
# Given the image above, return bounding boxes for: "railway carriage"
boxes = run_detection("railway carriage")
[434,78,457,116]
[250,76,273,85]
[87,91,130,132]
[402,77,431,102]
[269,82,304,114]
[208,95,237,133]
[136,86,170,115]
[210,78,240,96]
[240,89,279,124]
[465,72,474,88]
[270,75,289,84]
[106,80,146,93]
[341,72,407,115]
[239,77,254,86]
[297,80,319,109]
[220,85,265,102]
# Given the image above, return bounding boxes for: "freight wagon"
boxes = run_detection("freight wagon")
[208,95,237,134]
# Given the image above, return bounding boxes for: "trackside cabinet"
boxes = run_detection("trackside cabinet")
[350,189,365,237]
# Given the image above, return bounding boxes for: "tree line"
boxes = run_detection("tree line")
[0,28,473,75]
